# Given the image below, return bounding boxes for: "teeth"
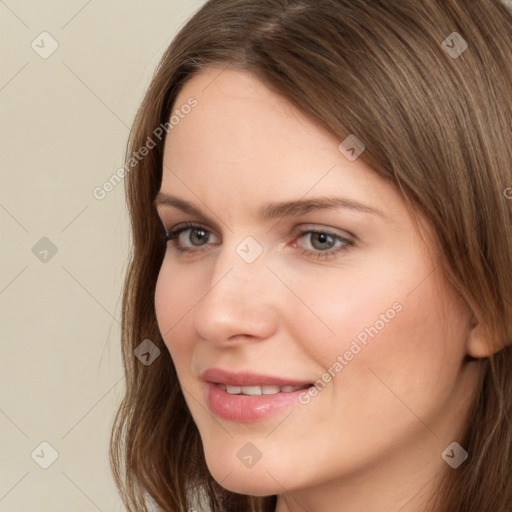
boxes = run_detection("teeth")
[239,385,262,396]
[261,385,281,394]
[220,384,307,395]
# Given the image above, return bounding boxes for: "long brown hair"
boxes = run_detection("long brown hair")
[109,1,512,510]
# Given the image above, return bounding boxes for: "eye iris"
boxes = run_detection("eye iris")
[311,232,335,250]
[189,228,208,246]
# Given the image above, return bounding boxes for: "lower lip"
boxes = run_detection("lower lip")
[205,382,310,422]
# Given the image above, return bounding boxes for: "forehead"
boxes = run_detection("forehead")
[161,67,412,231]
[170,66,337,159]
[167,70,367,182]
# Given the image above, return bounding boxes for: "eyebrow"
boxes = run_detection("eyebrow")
[154,192,388,222]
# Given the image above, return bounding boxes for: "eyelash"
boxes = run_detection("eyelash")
[163,221,354,261]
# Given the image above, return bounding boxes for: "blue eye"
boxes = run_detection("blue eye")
[295,229,353,260]
[164,222,216,252]
[163,223,354,260]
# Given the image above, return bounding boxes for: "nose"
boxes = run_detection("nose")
[191,246,279,346]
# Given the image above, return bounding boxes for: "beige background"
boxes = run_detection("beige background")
[0,1,205,511]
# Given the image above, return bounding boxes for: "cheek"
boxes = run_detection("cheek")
[279,262,409,367]
[320,276,466,427]
[289,258,466,410]
[154,261,198,357]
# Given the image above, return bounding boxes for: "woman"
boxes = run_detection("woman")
[110,1,512,511]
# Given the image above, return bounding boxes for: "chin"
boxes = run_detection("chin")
[204,456,285,496]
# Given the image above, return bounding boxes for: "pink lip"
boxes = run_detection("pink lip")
[201,368,313,423]
[204,382,309,422]
[201,368,312,387]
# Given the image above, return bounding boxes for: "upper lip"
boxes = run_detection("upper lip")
[201,368,313,387]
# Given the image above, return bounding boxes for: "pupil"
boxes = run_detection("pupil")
[312,232,334,250]
[190,229,208,245]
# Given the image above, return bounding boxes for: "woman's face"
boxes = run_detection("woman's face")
[154,67,482,510]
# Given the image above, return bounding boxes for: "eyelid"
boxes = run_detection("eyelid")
[291,223,355,240]
[164,221,220,244]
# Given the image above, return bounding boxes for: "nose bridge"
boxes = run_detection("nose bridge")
[211,232,269,294]
[191,234,278,343]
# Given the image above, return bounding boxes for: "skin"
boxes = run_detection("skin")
[154,66,489,512]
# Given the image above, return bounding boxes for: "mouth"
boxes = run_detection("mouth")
[214,383,312,395]
[201,368,315,422]
[201,367,313,388]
